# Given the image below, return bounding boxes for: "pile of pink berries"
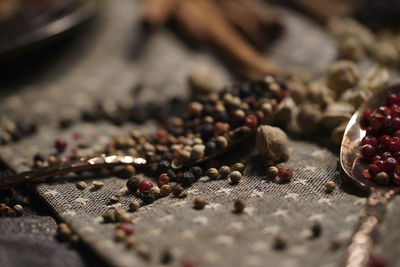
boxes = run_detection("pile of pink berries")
[359,92,400,185]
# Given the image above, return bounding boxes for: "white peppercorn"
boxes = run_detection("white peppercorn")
[256,125,289,162]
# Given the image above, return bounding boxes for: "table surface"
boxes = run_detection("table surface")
[1,1,400,267]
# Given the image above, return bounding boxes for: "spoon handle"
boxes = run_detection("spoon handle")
[344,188,396,267]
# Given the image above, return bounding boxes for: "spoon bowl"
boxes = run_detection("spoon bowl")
[340,82,400,267]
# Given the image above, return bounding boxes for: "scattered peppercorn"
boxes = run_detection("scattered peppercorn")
[129,200,140,212]
[160,249,174,265]
[114,208,133,223]
[234,199,246,213]
[76,181,87,190]
[375,172,389,185]
[273,234,288,250]
[266,166,279,179]
[160,184,172,197]
[206,168,219,180]
[102,210,116,223]
[157,173,170,187]
[172,184,184,197]
[179,192,188,198]
[277,168,293,183]
[311,223,322,238]
[325,181,336,193]
[181,171,195,187]
[189,166,203,179]
[116,222,135,236]
[127,177,140,193]
[232,162,245,173]
[54,139,67,153]
[119,165,136,179]
[193,196,207,210]
[229,171,242,184]
[141,191,155,205]
[109,195,121,204]
[12,204,24,216]
[150,186,161,198]
[219,165,231,179]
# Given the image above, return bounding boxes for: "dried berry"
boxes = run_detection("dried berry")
[234,199,246,213]
[325,181,336,193]
[54,139,67,153]
[206,168,219,180]
[141,191,155,205]
[181,171,195,187]
[127,177,140,193]
[129,200,139,212]
[277,168,293,182]
[116,223,135,235]
[219,165,231,179]
[193,197,207,210]
[172,184,184,196]
[229,171,242,184]
[232,162,245,173]
[139,180,153,193]
[266,166,279,179]
[160,184,172,197]
[119,165,136,179]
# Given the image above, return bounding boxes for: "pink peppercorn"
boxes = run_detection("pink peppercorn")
[277,168,293,182]
[244,115,258,128]
[157,173,170,187]
[362,136,378,147]
[55,139,67,152]
[368,164,380,177]
[138,180,153,193]
[360,144,376,158]
[116,223,135,235]
[381,157,397,173]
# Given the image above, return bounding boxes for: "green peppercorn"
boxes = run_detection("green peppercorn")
[193,196,207,210]
[219,165,231,179]
[229,171,242,184]
[129,200,139,212]
[325,181,336,193]
[375,172,389,185]
[102,210,116,223]
[234,199,246,213]
[206,168,219,180]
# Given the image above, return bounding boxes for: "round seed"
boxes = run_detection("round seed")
[206,168,219,180]
[325,181,336,193]
[234,199,246,213]
[232,162,245,173]
[229,171,242,184]
[219,165,231,179]
[76,181,87,190]
[193,197,207,210]
[129,200,139,212]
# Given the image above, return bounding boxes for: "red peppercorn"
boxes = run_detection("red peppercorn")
[381,157,397,173]
[370,118,382,132]
[55,139,67,152]
[372,155,381,162]
[362,136,378,147]
[138,180,153,193]
[374,160,384,169]
[380,135,391,146]
[392,117,400,131]
[368,255,387,267]
[157,173,170,187]
[360,144,376,158]
[181,258,197,267]
[381,152,392,160]
[386,93,397,106]
[277,168,293,182]
[116,223,135,235]
[188,102,203,116]
[0,205,11,217]
[244,115,258,128]
[393,174,400,185]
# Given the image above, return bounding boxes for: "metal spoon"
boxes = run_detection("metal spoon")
[340,82,400,267]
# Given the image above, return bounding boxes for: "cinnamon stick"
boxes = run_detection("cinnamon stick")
[215,0,283,49]
[143,0,179,27]
[175,0,277,78]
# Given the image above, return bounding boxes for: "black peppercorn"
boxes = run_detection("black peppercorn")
[201,123,214,141]
[311,223,322,238]
[141,191,155,205]
[181,171,195,187]
[166,169,177,181]
[205,140,216,155]
[160,249,173,264]
[127,177,140,193]
[157,160,171,173]
[33,153,45,163]
[172,184,184,196]
[189,166,203,179]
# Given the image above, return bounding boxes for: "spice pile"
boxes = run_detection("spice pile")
[282,60,389,145]
[329,17,400,67]
[360,92,400,185]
